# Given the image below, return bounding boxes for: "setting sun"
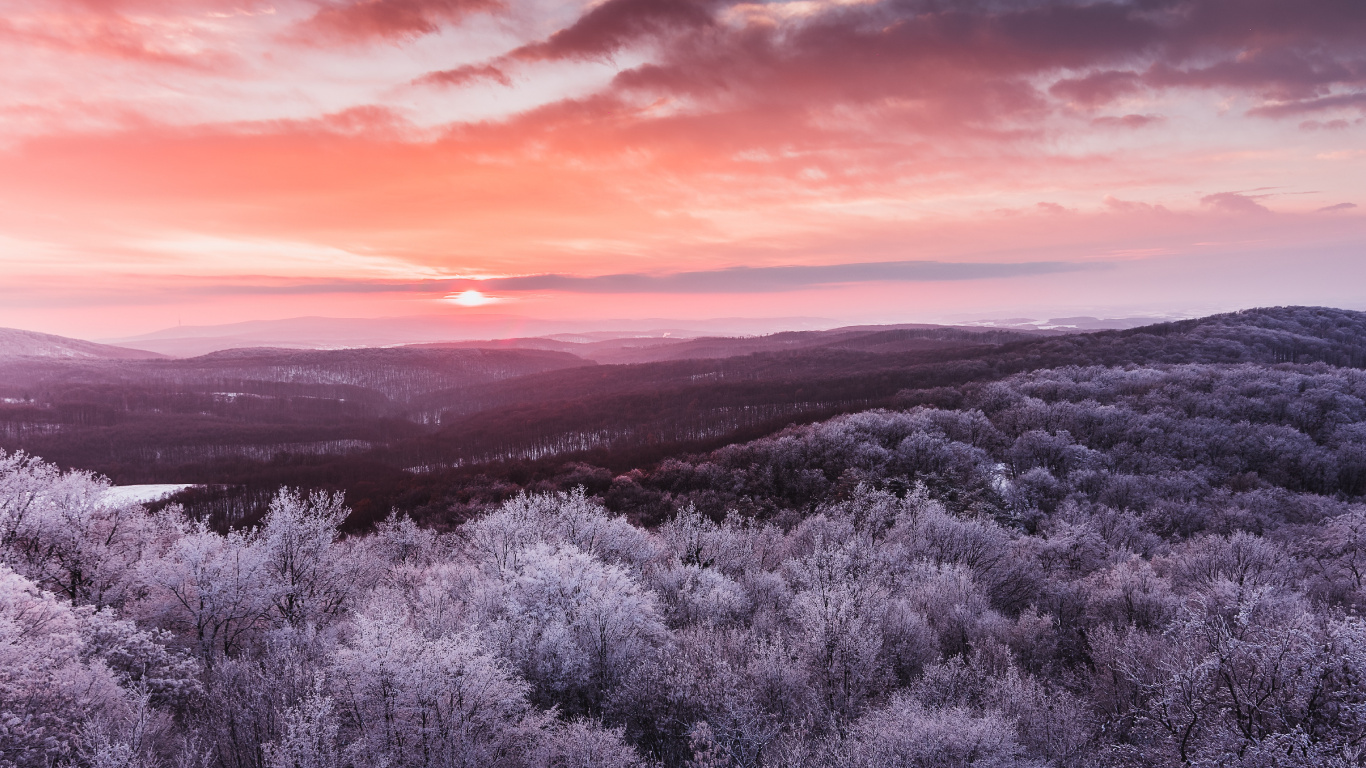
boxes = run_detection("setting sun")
[446,290,499,307]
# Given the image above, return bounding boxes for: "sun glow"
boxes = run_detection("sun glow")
[446,289,499,307]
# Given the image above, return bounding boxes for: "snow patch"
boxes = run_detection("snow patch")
[101,484,198,506]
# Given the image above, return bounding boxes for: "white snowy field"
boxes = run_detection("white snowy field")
[100,484,197,506]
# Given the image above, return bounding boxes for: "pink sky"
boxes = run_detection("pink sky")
[0,0,1363,338]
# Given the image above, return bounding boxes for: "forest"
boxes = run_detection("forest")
[5,306,1366,767]
[4,307,1366,526]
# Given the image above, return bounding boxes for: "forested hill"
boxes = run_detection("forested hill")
[0,345,591,399]
[1,306,1365,524]
[418,324,1061,364]
[0,326,164,360]
[402,306,1366,472]
[990,306,1366,368]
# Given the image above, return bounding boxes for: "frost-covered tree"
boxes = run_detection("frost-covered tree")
[150,521,269,664]
[0,565,133,768]
[822,694,1028,768]
[0,451,170,610]
[330,607,546,768]
[475,542,665,714]
[254,489,362,627]
[466,488,657,574]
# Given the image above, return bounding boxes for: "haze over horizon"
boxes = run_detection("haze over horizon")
[1,0,1363,339]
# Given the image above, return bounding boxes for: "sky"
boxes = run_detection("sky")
[0,0,1363,339]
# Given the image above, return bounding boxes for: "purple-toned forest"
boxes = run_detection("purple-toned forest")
[6,308,1366,768]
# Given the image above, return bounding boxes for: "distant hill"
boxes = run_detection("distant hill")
[100,315,833,357]
[578,325,1064,363]
[0,327,163,360]
[0,345,593,401]
[409,324,1063,364]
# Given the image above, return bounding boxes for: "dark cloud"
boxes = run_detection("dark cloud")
[418,0,1366,139]
[1317,202,1358,213]
[510,0,718,62]
[1050,70,1144,107]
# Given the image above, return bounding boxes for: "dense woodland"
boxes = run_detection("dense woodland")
[6,306,1366,767]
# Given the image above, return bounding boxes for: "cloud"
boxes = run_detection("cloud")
[1317,202,1358,213]
[300,0,501,43]
[0,0,253,68]
[1103,196,1171,215]
[1299,119,1356,131]
[416,0,716,89]
[1090,114,1164,129]
[469,260,1096,293]
[415,62,512,87]
[1201,192,1272,215]
[509,0,717,62]
[419,0,1366,137]
[1051,70,1144,107]
[1248,92,1366,119]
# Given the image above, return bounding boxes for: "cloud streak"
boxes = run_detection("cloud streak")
[300,0,502,43]
[471,261,1099,293]
[177,260,1098,296]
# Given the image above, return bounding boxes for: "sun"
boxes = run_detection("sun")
[445,289,499,307]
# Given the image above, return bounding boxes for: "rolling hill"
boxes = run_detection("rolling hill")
[0,327,164,360]
[4,306,1365,527]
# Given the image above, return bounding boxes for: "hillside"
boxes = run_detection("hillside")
[0,326,163,360]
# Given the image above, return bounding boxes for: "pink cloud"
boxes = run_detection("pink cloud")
[1090,114,1165,129]
[414,62,512,87]
[300,0,501,43]
[1201,192,1272,215]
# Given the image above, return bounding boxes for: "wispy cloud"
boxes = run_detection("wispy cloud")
[472,261,1098,293]
[297,0,503,43]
